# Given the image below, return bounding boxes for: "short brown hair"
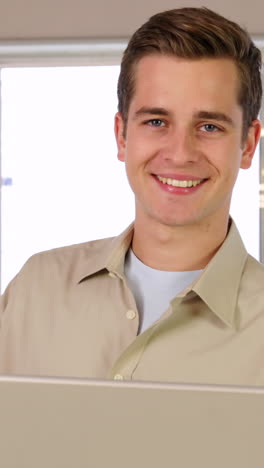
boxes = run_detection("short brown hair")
[117,7,262,140]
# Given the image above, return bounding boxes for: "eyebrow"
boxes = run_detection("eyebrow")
[193,111,235,127]
[133,107,235,127]
[133,107,170,119]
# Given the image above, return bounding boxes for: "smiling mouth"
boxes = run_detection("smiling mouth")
[156,175,205,188]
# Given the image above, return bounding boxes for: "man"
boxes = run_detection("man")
[0,7,263,384]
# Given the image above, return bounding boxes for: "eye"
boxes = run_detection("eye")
[146,119,165,127]
[200,123,220,133]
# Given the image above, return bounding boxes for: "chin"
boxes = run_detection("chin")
[152,213,199,228]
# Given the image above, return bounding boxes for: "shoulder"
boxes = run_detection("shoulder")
[244,254,264,276]
[241,254,264,294]
[4,235,117,293]
[29,236,116,265]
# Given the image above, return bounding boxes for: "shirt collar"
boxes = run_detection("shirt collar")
[76,220,248,328]
[75,224,133,283]
[191,220,248,328]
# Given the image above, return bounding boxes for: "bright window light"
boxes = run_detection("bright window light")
[1,66,134,291]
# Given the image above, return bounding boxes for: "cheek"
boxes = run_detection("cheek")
[212,141,242,171]
[125,139,148,167]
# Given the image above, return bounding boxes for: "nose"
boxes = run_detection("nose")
[160,128,200,165]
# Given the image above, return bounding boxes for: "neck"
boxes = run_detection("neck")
[132,214,230,272]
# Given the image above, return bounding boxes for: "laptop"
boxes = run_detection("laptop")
[0,375,263,468]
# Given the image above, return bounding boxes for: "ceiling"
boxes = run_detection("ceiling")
[0,0,263,40]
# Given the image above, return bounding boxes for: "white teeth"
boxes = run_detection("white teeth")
[157,176,203,187]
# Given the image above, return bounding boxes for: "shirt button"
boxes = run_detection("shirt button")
[126,309,136,320]
[108,272,118,279]
[114,374,124,381]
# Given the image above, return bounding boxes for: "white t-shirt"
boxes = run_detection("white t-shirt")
[124,249,203,334]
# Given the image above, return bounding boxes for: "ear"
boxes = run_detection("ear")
[240,119,262,169]
[114,112,126,162]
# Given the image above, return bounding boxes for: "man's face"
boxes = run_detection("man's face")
[115,55,260,228]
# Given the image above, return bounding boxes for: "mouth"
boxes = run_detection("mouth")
[156,175,207,188]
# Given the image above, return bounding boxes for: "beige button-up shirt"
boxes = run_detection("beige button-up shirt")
[0,221,264,385]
